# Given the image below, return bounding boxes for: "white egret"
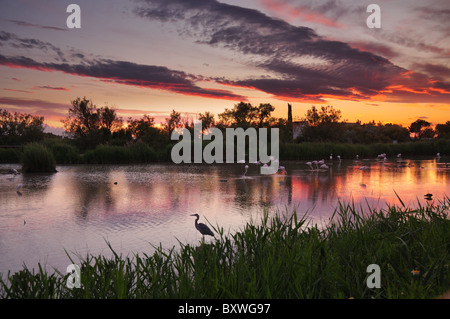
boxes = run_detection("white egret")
[243,165,249,176]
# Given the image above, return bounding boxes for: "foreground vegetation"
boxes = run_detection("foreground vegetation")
[1,196,448,299]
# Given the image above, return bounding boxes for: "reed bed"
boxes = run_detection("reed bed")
[2,139,448,165]
[0,196,449,299]
[280,139,450,160]
[21,143,56,173]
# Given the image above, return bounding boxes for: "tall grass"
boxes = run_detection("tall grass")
[0,148,21,163]
[82,142,171,164]
[41,139,80,164]
[21,143,56,173]
[0,197,449,299]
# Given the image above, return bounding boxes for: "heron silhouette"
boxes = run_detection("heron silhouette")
[191,214,215,239]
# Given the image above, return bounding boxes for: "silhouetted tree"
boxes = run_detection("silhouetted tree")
[302,105,342,142]
[0,108,45,145]
[198,111,216,134]
[163,109,182,136]
[436,121,450,139]
[305,105,342,126]
[256,103,275,127]
[62,97,122,148]
[218,101,274,128]
[409,119,431,139]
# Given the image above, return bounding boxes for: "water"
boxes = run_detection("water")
[1,157,449,274]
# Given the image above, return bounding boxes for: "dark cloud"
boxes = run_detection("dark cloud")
[133,0,399,100]
[134,0,450,104]
[135,0,386,64]
[348,41,399,60]
[0,53,245,101]
[0,31,66,61]
[411,63,450,81]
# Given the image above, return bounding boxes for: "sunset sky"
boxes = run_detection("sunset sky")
[0,0,449,134]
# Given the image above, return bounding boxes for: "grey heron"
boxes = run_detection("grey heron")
[191,214,215,238]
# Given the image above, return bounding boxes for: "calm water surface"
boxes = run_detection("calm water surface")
[1,157,449,274]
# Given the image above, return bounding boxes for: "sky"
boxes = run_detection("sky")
[0,0,449,134]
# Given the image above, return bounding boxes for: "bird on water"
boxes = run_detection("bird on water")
[191,214,215,239]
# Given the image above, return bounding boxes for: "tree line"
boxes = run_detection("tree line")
[1,97,450,149]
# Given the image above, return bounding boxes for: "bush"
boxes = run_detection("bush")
[21,143,56,173]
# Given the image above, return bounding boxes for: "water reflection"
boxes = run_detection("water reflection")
[0,158,449,274]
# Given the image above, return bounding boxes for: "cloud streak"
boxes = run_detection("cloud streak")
[8,19,67,32]
[0,52,246,101]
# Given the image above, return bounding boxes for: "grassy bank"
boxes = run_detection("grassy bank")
[0,196,448,299]
[2,139,449,166]
[280,139,450,160]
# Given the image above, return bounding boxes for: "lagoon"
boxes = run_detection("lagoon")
[0,157,449,275]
